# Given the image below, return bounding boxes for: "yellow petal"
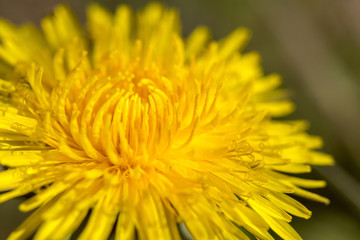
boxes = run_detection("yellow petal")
[287,177,327,189]
[78,189,118,240]
[309,151,335,165]
[271,164,311,174]
[41,5,85,50]
[115,211,136,240]
[19,181,69,212]
[293,187,330,205]
[34,209,87,240]
[248,195,292,222]
[262,213,302,240]
[8,202,53,240]
[0,169,23,191]
[136,190,174,239]
[185,26,210,58]
[266,192,311,219]
[218,28,249,59]
[260,101,295,117]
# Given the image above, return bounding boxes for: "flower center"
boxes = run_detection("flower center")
[41,54,188,169]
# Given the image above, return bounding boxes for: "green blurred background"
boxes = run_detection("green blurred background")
[0,0,360,239]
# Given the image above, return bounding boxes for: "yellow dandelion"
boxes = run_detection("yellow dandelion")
[0,3,333,240]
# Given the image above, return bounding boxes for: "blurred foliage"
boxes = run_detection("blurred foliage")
[0,0,359,239]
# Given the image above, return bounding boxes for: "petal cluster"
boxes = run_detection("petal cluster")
[0,3,333,240]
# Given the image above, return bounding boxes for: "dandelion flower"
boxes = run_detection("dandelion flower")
[0,3,334,240]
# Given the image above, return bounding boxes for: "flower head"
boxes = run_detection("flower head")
[0,3,333,240]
